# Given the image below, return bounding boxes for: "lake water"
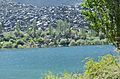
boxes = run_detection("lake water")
[0,45,118,79]
[14,0,82,6]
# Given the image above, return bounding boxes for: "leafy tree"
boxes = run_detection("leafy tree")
[32,20,38,38]
[56,20,69,35]
[81,0,120,50]
[14,21,24,37]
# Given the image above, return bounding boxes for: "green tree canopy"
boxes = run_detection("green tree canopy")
[81,0,120,50]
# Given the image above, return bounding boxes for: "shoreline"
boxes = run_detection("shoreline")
[0,44,111,51]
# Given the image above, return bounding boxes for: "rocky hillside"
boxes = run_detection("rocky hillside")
[0,0,87,32]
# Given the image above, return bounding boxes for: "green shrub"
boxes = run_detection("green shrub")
[41,44,48,48]
[59,39,68,46]
[9,39,16,43]
[69,40,76,46]
[76,39,81,45]
[14,30,24,38]
[12,43,18,48]
[84,55,120,79]
[2,42,13,48]
[16,39,25,45]
[49,42,55,47]
[3,33,15,41]
[18,45,24,48]
[43,55,120,79]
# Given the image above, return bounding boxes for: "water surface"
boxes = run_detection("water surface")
[0,45,117,79]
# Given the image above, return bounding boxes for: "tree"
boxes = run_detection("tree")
[48,24,53,36]
[0,22,3,34]
[106,0,120,50]
[15,21,21,33]
[14,21,22,37]
[81,0,120,51]
[32,20,38,38]
[56,20,69,35]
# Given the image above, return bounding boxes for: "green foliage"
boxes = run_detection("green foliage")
[0,22,3,34]
[43,72,82,79]
[18,45,24,48]
[2,42,13,48]
[49,42,55,47]
[84,55,120,79]
[16,39,25,46]
[79,28,86,36]
[37,38,45,44]
[32,20,38,38]
[56,20,69,35]
[69,40,76,46]
[48,24,53,36]
[0,20,108,49]
[15,21,21,33]
[81,0,120,49]
[3,32,15,41]
[43,55,120,79]
[14,24,24,38]
[59,38,68,46]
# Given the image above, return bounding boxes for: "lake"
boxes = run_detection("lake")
[14,0,82,6]
[0,45,118,79]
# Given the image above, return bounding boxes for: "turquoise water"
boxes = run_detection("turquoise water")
[0,45,117,79]
[14,0,82,6]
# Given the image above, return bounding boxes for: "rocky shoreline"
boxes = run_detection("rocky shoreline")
[0,0,87,32]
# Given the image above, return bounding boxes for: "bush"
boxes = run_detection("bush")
[16,39,25,45]
[2,42,13,48]
[9,39,16,43]
[59,39,68,46]
[69,40,76,46]
[3,33,15,41]
[12,43,18,48]
[43,55,120,79]
[18,45,24,48]
[83,55,120,79]
[14,30,24,38]
[49,42,55,47]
